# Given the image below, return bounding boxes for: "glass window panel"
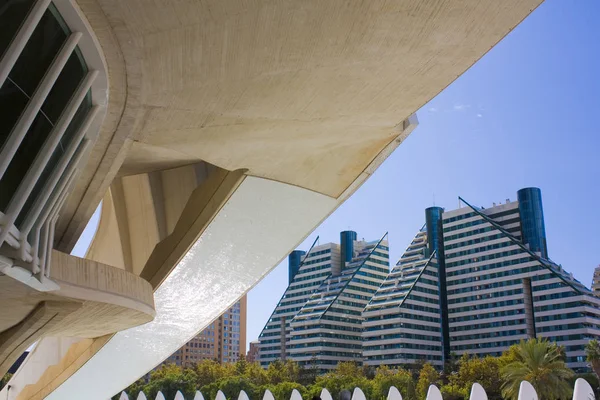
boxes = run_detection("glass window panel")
[0,0,36,58]
[0,78,29,155]
[8,4,69,97]
[0,112,53,212]
[41,47,87,123]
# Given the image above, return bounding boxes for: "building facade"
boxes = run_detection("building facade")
[164,296,247,367]
[592,266,600,296]
[258,188,600,373]
[364,188,600,371]
[247,341,260,363]
[258,232,389,371]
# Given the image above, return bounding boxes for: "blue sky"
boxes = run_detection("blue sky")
[71,0,600,351]
[246,0,600,347]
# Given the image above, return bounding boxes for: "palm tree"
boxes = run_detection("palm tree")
[586,339,600,380]
[500,338,574,400]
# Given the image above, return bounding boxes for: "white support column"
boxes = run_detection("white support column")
[0,0,52,87]
[0,32,82,180]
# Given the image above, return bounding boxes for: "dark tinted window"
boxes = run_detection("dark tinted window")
[0,0,36,58]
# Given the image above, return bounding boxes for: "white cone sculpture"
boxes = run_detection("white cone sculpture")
[573,378,596,400]
[426,385,443,400]
[387,386,402,400]
[290,389,303,400]
[238,390,250,400]
[321,388,333,400]
[517,381,538,400]
[215,390,227,400]
[352,387,366,400]
[263,389,276,400]
[469,382,488,400]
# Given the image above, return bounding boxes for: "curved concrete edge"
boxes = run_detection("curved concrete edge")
[45,176,337,399]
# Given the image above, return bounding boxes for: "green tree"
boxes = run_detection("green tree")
[298,356,319,386]
[266,360,301,385]
[500,338,574,400]
[372,365,416,400]
[416,363,439,400]
[196,359,235,388]
[144,364,198,400]
[264,381,307,400]
[115,377,147,400]
[441,353,502,400]
[201,376,259,400]
[244,361,270,386]
[586,339,600,380]
[311,362,374,400]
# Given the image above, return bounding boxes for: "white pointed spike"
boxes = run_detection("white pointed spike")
[155,391,166,400]
[573,378,595,400]
[352,388,366,400]
[387,386,402,400]
[320,388,333,400]
[119,392,129,400]
[137,392,148,400]
[263,389,276,400]
[426,385,443,400]
[469,383,488,400]
[290,389,303,400]
[215,390,227,400]
[194,391,206,400]
[175,391,186,400]
[518,381,538,400]
[238,390,250,400]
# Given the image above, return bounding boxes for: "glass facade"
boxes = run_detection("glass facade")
[340,230,357,268]
[288,250,306,284]
[517,187,548,258]
[425,206,450,362]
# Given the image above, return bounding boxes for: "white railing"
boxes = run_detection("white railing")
[116,378,596,400]
[0,0,107,289]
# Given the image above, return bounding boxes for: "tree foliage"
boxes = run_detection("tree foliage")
[416,363,439,400]
[442,354,502,400]
[372,365,416,400]
[586,339,600,381]
[500,338,574,400]
[114,339,585,400]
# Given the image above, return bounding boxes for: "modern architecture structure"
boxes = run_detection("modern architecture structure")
[363,188,600,371]
[0,0,542,398]
[592,266,600,296]
[163,296,247,367]
[258,232,390,372]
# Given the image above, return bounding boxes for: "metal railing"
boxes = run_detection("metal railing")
[0,0,106,288]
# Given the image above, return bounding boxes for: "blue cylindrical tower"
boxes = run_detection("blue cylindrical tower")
[288,250,306,283]
[340,230,357,270]
[425,206,450,364]
[517,187,548,258]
